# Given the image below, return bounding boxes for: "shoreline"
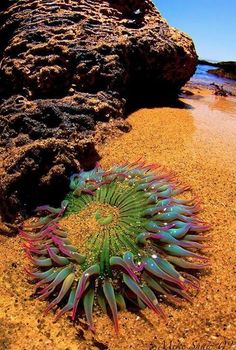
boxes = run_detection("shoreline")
[198,60,236,80]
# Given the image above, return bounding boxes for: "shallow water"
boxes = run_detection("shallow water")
[190,64,236,94]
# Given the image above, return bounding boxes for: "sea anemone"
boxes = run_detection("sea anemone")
[21,160,209,333]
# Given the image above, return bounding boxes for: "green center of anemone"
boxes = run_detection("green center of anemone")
[60,181,149,274]
[95,209,114,225]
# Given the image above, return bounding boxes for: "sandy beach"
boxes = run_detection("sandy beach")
[0,86,236,350]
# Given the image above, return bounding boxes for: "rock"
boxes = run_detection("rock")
[0,0,197,222]
[210,83,232,97]
[208,62,236,80]
[0,138,99,222]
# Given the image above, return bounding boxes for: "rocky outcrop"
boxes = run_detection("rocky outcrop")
[0,0,197,222]
[208,62,236,80]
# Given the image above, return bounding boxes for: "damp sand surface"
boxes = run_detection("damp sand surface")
[0,87,236,350]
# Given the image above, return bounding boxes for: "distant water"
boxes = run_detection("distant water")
[189,64,236,94]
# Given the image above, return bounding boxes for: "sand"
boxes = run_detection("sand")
[0,86,236,350]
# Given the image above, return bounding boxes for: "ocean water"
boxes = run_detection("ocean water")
[190,64,236,93]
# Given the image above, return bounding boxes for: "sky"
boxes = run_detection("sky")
[153,0,236,62]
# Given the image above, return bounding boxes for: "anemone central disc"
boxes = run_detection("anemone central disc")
[22,161,209,333]
[60,201,120,260]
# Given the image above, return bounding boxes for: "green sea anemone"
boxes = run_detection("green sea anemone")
[21,160,209,333]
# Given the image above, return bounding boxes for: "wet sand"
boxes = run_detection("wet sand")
[0,87,236,350]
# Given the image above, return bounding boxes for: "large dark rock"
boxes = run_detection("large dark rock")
[0,0,197,222]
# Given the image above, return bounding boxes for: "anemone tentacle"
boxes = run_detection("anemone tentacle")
[21,161,209,332]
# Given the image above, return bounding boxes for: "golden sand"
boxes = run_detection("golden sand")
[0,87,236,350]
